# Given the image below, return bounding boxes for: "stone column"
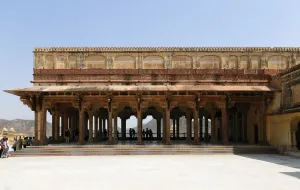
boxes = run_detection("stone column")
[121,118,126,140]
[34,109,43,146]
[103,119,106,137]
[78,109,85,145]
[94,115,98,142]
[51,111,56,143]
[176,118,180,139]
[54,110,59,142]
[186,112,191,142]
[137,107,143,145]
[35,103,47,146]
[211,117,216,143]
[114,114,118,141]
[63,114,68,141]
[162,113,166,144]
[221,107,228,144]
[172,118,176,140]
[88,111,93,143]
[108,110,113,144]
[260,111,267,144]
[69,115,74,141]
[193,108,199,145]
[157,118,161,139]
[99,118,103,141]
[205,117,209,142]
[165,108,171,145]
[199,116,203,142]
[42,108,47,145]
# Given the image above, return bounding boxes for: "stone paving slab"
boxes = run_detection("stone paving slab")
[0,154,299,190]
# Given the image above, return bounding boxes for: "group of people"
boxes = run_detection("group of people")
[142,128,153,140]
[129,128,136,139]
[128,128,153,140]
[0,137,9,158]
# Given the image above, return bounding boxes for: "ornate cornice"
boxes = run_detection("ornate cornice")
[33,47,300,53]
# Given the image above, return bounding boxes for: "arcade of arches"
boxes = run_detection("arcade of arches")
[16,93,267,146]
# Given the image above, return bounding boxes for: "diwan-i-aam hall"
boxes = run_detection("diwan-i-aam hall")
[4,47,300,151]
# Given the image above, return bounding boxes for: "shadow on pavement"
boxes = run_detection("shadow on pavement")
[237,154,300,169]
[280,172,300,180]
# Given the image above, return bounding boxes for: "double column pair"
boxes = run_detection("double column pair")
[78,109,113,145]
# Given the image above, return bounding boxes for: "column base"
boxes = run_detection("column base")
[78,140,85,145]
[258,140,269,145]
[193,139,199,145]
[186,138,192,144]
[107,139,114,145]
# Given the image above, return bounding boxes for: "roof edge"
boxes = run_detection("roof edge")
[33,47,300,52]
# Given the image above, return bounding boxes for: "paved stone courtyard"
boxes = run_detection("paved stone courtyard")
[1,154,300,190]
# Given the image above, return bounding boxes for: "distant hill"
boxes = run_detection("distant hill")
[0,119,52,137]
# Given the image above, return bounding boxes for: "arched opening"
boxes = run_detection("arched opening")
[126,115,137,140]
[118,106,136,141]
[290,117,300,149]
[142,115,155,141]
[142,106,163,144]
[170,107,185,141]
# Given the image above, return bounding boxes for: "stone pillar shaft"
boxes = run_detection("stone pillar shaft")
[52,111,56,142]
[222,107,228,144]
[108,110,113,144]
[114,114,118,140]
[205,117,209,142]
[54,111,59,141]
[99,118,103,141]
[165,108,171,145]
[172,119,176,139]
[121,118,126,139]
[34,106,47,146]
[199,117,203,141]
[88,112,93,142]
[157,118,161,139]
[211,117,216,143]
[186,112,191,142]
[176,118,180,139]
[78,110,85,145]
[162,113,166,144]
[193,109,199,145]
[103,119,106,136]
[94,115,98,141]
[137,108,143,145]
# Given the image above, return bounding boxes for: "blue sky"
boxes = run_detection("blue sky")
[1,0,300,125]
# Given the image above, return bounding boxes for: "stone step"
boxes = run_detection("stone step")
[10,146,278,157]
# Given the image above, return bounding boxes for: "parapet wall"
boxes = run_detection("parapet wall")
[33,47,300,70]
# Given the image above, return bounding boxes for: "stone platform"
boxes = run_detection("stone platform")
[11,144,278,157]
